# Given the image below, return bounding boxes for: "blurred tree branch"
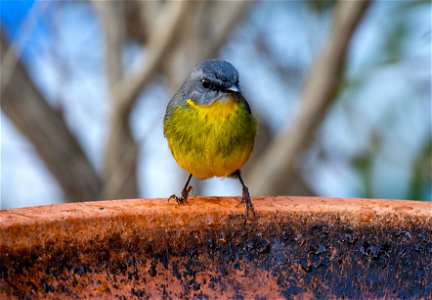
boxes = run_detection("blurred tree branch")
[0,33,102,201]
[93,1,138,199]
[247,0,372,195]
[243,117,315,196]
[162,1,252,89]
[407,137,431,200]
[93,1,124,87]
[113,1,193,116]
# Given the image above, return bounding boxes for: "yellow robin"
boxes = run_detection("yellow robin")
[163,59,257,222]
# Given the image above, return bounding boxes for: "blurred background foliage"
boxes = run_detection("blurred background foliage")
[0,0,430,209]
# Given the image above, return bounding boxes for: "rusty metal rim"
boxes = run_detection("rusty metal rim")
[1,196,431,299]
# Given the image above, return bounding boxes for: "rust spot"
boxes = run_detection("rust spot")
[394,205,414,212]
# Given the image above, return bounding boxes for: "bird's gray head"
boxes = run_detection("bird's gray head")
[180,59,241,105]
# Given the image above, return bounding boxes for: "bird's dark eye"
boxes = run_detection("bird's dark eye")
[201,79,211,89]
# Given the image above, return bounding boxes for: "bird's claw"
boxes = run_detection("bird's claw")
[168,186,192,205]
[168,194,186,204]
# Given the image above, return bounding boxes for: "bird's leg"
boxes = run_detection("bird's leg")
[235,170,255,223]
[168,174,193,204]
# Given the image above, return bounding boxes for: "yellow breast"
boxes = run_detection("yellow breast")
[186,98,239,119]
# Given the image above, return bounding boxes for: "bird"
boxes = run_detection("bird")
[163,59,257,222]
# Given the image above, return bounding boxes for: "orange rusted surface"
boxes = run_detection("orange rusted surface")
[1,196,431,299]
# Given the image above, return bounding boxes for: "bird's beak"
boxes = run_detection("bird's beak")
[226,84,240,94]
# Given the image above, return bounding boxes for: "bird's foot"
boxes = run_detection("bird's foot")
[168,194,186,204]
[168,186,192,204]
[236,186,255,224]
